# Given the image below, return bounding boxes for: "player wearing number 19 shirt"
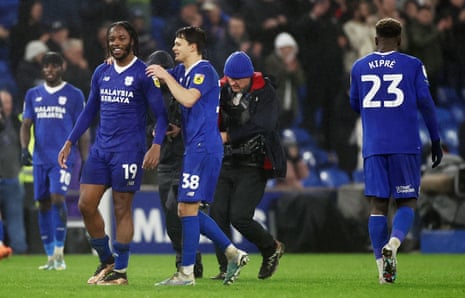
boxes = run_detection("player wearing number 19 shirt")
[349,18,443,284]
[58,21,168,285]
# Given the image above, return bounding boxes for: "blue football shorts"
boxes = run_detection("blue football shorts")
[81,147,145,192]
[33,163,73,200]
[177,151,222,204]
[364,154,421,199]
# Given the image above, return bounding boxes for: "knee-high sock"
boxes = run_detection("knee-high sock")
[113,241,130,272]
[52,202,67,247]
[181,216,199,267]
[38,208,54,257]
[90,235,113,264]
[368,215,388,259]
[391,206,415,243]
[199,211,231,252]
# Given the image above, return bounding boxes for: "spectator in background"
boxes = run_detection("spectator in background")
[402,0,419,23]
[83,21,111,71]
[211,13,251,76]
[342,0,376,76]
[274,129,309,190]
[162,0,203,50]
[0,6,19,103]
[435,1,465,100]
[79,0,128,70]
[0,89,27,255]
[240,0,288,58]
[15,40,48,110]
[406,5,445,102]
[45,21,69,55]
[129,8,157,61]
[9,0,48,74]
[0,0,18,62]
[62,38,92,98]
[263,32,306,129]
[366,0,408,50]
[290,0,347,151]
[201,0,230,74]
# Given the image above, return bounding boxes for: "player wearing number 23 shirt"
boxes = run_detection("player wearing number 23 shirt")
[349,18,443,285]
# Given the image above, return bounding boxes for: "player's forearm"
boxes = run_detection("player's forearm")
[78,129,91,160]
[164,75,199,108]
[19,123,31,149]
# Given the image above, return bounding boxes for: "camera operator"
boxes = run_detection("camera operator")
[210,51,286,280]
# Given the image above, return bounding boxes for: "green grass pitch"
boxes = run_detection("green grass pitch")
[1,253,465,298]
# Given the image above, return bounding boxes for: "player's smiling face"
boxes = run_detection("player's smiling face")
[108,25,133,63]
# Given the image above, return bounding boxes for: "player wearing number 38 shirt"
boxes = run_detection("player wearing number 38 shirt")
[349,18,443,285]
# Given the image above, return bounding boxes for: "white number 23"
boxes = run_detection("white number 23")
[361,74,404,108]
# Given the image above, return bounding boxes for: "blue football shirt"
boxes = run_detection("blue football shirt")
[23,82,85,165]
[170,60,223,154]
[350,51,439,158]
[68,58,167,152]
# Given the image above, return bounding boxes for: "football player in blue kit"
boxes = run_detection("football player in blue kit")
[58,21,168,285]
[146,26,249,286]
[20,52,90,271]
[349,18,443,284]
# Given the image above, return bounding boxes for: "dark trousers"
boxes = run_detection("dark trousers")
[210,165,275,271]
[157,167,182,254]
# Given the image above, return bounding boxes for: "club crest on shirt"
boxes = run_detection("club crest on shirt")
[125,76,134,86]
[58,96,67,105]
[152,76,161,88]
[193,73,205,85]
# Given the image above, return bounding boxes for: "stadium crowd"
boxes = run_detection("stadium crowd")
[0,0,465,257]
[1,0,465,184]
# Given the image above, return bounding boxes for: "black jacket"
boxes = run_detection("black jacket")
[219,72,286,178]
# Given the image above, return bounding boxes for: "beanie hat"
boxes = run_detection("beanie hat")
[274,32,298,51]
[24,40,48,62]
[224,51,254,79]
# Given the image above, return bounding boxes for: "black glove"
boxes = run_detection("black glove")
[431,140,443,168]
[21,148,32,166]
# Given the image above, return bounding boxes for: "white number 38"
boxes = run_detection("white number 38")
[182,173,200,190]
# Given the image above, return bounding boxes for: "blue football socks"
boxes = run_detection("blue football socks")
[90,235,113,264]
[368,215,389,259]
[391,206,415,243]
[199,211,231,252]
[113,241,130,271]
[52,202,67,247]
[38,208,55,256]
[181,216,199,267]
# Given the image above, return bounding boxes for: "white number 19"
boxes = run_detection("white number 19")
[122,163,138,179]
